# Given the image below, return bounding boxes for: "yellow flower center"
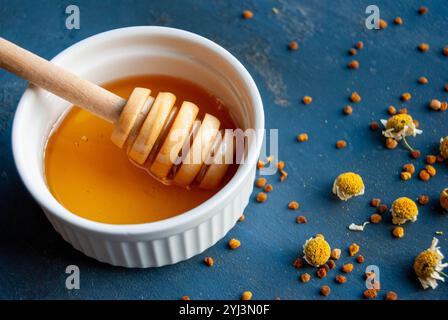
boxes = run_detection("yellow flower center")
[440,188,448,211]
[304,237,331,266]
[335,172,364,195]
[440,137,448,159]
[414,250,441,279]
[392,197,418,219]
[386,114,413,132]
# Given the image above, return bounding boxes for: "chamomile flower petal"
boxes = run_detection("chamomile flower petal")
[414,238,448,290]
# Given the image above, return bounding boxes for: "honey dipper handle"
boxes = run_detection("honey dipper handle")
[0,37,125,123]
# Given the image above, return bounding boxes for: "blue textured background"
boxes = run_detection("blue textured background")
[1,0,448,300]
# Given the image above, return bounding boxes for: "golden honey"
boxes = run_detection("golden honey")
[44,75,238,224]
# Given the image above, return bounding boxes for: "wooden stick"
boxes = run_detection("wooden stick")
[0,37,125,123]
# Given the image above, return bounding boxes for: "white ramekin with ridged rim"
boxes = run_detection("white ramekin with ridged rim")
[12,26,264,268]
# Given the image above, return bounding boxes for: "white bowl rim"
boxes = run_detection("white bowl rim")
[11,26,264,236]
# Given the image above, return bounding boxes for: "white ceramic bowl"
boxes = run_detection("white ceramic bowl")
[12,27,264,268]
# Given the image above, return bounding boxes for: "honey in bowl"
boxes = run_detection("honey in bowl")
[44,75,238,224]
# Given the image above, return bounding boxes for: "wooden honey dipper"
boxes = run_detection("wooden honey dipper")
[0,37,234,190]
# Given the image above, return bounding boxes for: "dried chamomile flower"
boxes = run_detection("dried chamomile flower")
[440,136,448,159]
[440,188,448,212]
[380,114,422,151]
[414,238,448,289]
[303,236,331,267]
[391,197,418,225]
[332,172,365,201]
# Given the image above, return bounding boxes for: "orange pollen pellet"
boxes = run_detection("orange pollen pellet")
[242,10,254,19]
[385,138,398,149]
[280,170,288,182]
[181,295,190,300]
[394,17,403,25]
[370,121,379,130]
[443,47,448,56]
[255,177,267,188]
[320,286,331,297]
[349,243,359,256]
[317,267,327,279]
[264,184,273,193]
[256,192,268,203]
[300,273,311,283]
[350,92,361,103]
[440,102,448,112]
[356,255,365,264]
[241,291,252,300]
[327,260,336,269]
[288,201,300,210]
[343,105,353,115]
[296,216,307,224]
[403,163,415,174]
[419,169,430,181]
[426,155,437,165]
[342,263,354,273]
[371,198,381,207]
[370,213,382,224]
[401,92,412,101]
[392,226,405,238]
[335,275,347,284]
[356,41,364,49]
[378,204,388,214]
[429,99,441,110]
[331,248,341,260]
[257,160,265,169]
[425,165,436,177]
[398,108,408,114]
[302,95,313,105]
[348,60,359,69]
[228,238,241,250]
[418,76,428,84]
[364,289,378,299]
[418,43,429,52]
[388,105,397,115]
[379,19,388,29]
[239,214,245,222]
[277,161,285,170]
[348,48,357,56]
[385,291,398,300]
[336,140,347,149]
[400,171,412,181]
[203,256,214,267]
[293,258,304,269]
[297,133,309,142]
[418,195,429,205]
[288,41,299,51]
[411,150,421,159]
[418,6,428,15]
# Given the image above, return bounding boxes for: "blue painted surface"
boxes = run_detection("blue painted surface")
[0,0,447,300]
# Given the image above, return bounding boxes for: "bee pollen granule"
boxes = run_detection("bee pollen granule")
[349,243,360,256]
[392,226,405,238]
[228,238,241,250]
[320,286,331,297]
[241,291,253,300]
